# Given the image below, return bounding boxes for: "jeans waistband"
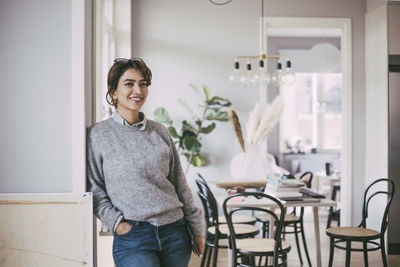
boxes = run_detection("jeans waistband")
[125,217,185,228]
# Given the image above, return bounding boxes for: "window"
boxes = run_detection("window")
[95,0,131,122]
[279,72,342,153]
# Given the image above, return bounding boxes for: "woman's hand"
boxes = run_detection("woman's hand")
[194,235,205,256]
[115,221,132,235]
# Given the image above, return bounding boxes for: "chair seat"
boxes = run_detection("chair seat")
[208,223,259,236]
[257,213,300,222]
[326,226,380,239]
[218,214,256,224]
[236,238,291,253]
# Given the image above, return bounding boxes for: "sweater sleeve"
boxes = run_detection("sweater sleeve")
[87,128,123,232]
[167,133,204,237]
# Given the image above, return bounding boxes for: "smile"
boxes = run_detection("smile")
[129,96,143,102]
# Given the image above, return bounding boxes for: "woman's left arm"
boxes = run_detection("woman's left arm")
[167,134,204,238]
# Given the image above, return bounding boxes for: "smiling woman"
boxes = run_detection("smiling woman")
[87,58,205,267]
[106,58,152,124]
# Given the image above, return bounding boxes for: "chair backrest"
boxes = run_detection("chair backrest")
[195,173,220,228]
[331,185,340,201]
[300,171,313,189]
[196,173,212,193]
[359,178,395,235]
[222,192,286,264]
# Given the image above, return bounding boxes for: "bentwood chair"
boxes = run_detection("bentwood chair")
[256,171,314,266]
[223,192,291,267]
[326,185,341,229]
[326,178,395,267]
[196,174,259,267]
[197,174,257,225]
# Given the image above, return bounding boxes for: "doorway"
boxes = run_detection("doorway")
[261,17,352,226]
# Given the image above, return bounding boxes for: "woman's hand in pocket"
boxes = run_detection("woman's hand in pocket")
[116,221,132,235]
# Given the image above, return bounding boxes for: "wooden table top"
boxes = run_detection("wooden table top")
[216,180,267,189]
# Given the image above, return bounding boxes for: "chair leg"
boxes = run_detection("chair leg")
[327,208,332,229]
[381,236,388,267]
[200,243,209,267]
[283,253,288,267]
[206,240,213,267]
[328,237,334,267]
[273,251,279,267]
[283,226,286,240]
[262,221,267,238]
[345,241,351,267]
[232,249,237,267]
[249,256,255,266]
[363,241,369,267]
[212,237,219,267]
[258,253,263,266]
[300,220,312,267]
[293,224,304,265]
[264,256,269,267]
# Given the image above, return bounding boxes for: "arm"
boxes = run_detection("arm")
[166,134,204,237]
[87,129,123,232]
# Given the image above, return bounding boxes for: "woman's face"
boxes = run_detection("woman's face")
[112,68,148,114]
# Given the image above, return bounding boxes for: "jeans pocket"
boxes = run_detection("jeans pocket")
[115,221,134,237]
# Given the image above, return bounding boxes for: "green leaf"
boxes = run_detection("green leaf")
[153,107,173,125]
[205,110,229,121]
[189,83,201,97]
[200,122,216,134]
[208,96,232,107]
[167,126,179,138]
[203,84,211,101]
[178,98,194,116]
[191,154,206,167]
[180,129,196,149]
[182,135,201,152]
[182,120,197,134]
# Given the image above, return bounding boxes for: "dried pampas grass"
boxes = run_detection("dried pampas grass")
[247,96,284,150]
[229,109,245,152]
[246,103,262,146]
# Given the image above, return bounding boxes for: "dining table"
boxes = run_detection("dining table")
[215,180,336,267]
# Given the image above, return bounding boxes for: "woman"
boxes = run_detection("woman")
[87,58,204,267]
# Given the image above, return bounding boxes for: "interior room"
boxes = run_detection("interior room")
[1,0,400,266]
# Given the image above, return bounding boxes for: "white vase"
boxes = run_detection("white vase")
[229,151,266,180]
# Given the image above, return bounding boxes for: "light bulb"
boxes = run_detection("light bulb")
[229,69,241,84]
[282,60,296,86]
[252,60,271,87]
[282,68,296,86]
[229,61,241,84]
[239,62,254,86]
[271,62,283,87]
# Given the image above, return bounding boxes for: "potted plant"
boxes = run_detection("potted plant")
[153,84,231,175]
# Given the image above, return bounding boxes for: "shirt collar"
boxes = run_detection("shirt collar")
[112,111,147,130]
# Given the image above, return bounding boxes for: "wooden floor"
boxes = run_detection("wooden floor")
[189,208,400,267]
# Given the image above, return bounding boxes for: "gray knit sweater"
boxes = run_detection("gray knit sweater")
[87,116,203,236]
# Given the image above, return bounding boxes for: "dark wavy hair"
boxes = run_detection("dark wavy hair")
[106,58,152,107]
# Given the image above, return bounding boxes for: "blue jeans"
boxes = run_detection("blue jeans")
[112,217,192,267]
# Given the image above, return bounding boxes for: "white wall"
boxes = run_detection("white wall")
[132,0,366,224]
[365,3,388,230]
[0,0,73,193]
